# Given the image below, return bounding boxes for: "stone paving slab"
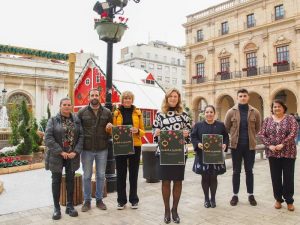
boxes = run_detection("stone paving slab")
[0,153,299,225]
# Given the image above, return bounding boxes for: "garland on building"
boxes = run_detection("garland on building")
[0,44,69,61]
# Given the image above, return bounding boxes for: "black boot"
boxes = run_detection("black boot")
[52,207,61,220]
[66,202,78,217]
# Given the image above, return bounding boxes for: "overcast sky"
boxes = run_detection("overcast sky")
[0,0,224,67]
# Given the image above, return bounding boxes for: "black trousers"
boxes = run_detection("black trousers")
[269,157,295,204]
[231,144,256,194]
[115,146,141,205]
[52,159,75,209]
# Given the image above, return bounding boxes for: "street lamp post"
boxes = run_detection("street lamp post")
[93,0,140,193]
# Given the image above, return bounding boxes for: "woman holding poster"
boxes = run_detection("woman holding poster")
[191,105,229,208]
[153,88,191,224]
[113,91,145,210]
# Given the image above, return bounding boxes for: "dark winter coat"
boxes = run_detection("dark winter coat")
[45,113,83,173]
[77,105,112,151]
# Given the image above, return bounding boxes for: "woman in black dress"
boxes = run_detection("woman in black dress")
[191,105,229,208]
[153,88,191,224]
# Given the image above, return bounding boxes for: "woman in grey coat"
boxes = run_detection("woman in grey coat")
[45,97,83,220]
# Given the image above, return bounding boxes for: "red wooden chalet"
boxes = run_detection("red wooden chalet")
[74,58,165,143]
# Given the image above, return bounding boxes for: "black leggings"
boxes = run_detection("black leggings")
[201,174,218,201]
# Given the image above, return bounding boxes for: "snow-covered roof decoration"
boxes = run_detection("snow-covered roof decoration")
[75,58,165,110]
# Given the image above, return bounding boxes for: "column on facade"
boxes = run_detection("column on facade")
[207,45,215,81]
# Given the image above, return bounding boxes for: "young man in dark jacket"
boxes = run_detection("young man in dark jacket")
[224,89,261,206]
[78,88,112,212]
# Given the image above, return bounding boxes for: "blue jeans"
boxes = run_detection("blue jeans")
[81,150,108,202]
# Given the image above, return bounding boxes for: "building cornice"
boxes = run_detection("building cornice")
[184,0,262,27]
[185,16,299,50]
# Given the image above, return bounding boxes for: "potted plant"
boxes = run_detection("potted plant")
[192,75,202,79]
[94,15,128,43]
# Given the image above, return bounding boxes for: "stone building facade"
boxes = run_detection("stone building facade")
[0,51,95,121]
[183,0,300,121]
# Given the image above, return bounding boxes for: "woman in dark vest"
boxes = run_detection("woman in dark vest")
[153,88,191,224]
[45,97,83,220]
[191,105,229,208]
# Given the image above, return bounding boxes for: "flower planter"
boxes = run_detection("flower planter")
[0,162,44,175]
[32,152,44,163]
[19,154,33,163]
[95,21,127,43]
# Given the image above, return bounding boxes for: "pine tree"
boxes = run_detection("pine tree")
[8,104,21,146]
[30,118,40,153]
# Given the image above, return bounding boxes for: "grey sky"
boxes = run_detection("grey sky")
[0,0,224,66]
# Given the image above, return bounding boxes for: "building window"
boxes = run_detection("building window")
[247,14,255,28]
[149,63,154,69]
[177,59,181,66]
[85,78,90,86]
[172,78,177,85]
[165,66,170,75]
[96,75,100,83]
[221,22,229,35]
[142,111,151,128]
[172,67,177,74]
[140,62,146,68]
[276,46,289,62]
[196,63,205,76]
[196,29,204,42]
[171,57,176,65]
[182,80,186,85]
[145,80,155,85]
[130,62,135,67]
[220,58,230,72]
[246,52,257,67]
[275,4,284,20]
[165,77,170,83]
[157,76,162,81]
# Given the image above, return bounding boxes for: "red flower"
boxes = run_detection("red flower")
[101,11,108,18]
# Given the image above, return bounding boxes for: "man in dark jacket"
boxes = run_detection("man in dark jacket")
[78,88,113,212]
[224,89,261,207]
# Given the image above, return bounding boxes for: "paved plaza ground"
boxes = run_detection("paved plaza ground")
[0,152,299,225]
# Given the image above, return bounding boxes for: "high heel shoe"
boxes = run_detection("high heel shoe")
[164,211,171,224]
[171,208,180,224]
[164,216,171,224]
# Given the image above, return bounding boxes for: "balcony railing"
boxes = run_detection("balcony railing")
[247,21,256,28]
[246,67,258,77]
[258,66,271,74]
[186,64,295,85]
[216,71,231,80]
[275,14,285,21]
[276,64,290,72]
[191,76,207,84]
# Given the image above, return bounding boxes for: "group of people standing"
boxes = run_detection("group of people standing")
[45,87,298,223]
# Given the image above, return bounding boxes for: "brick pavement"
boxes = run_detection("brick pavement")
[0,155,299,225]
